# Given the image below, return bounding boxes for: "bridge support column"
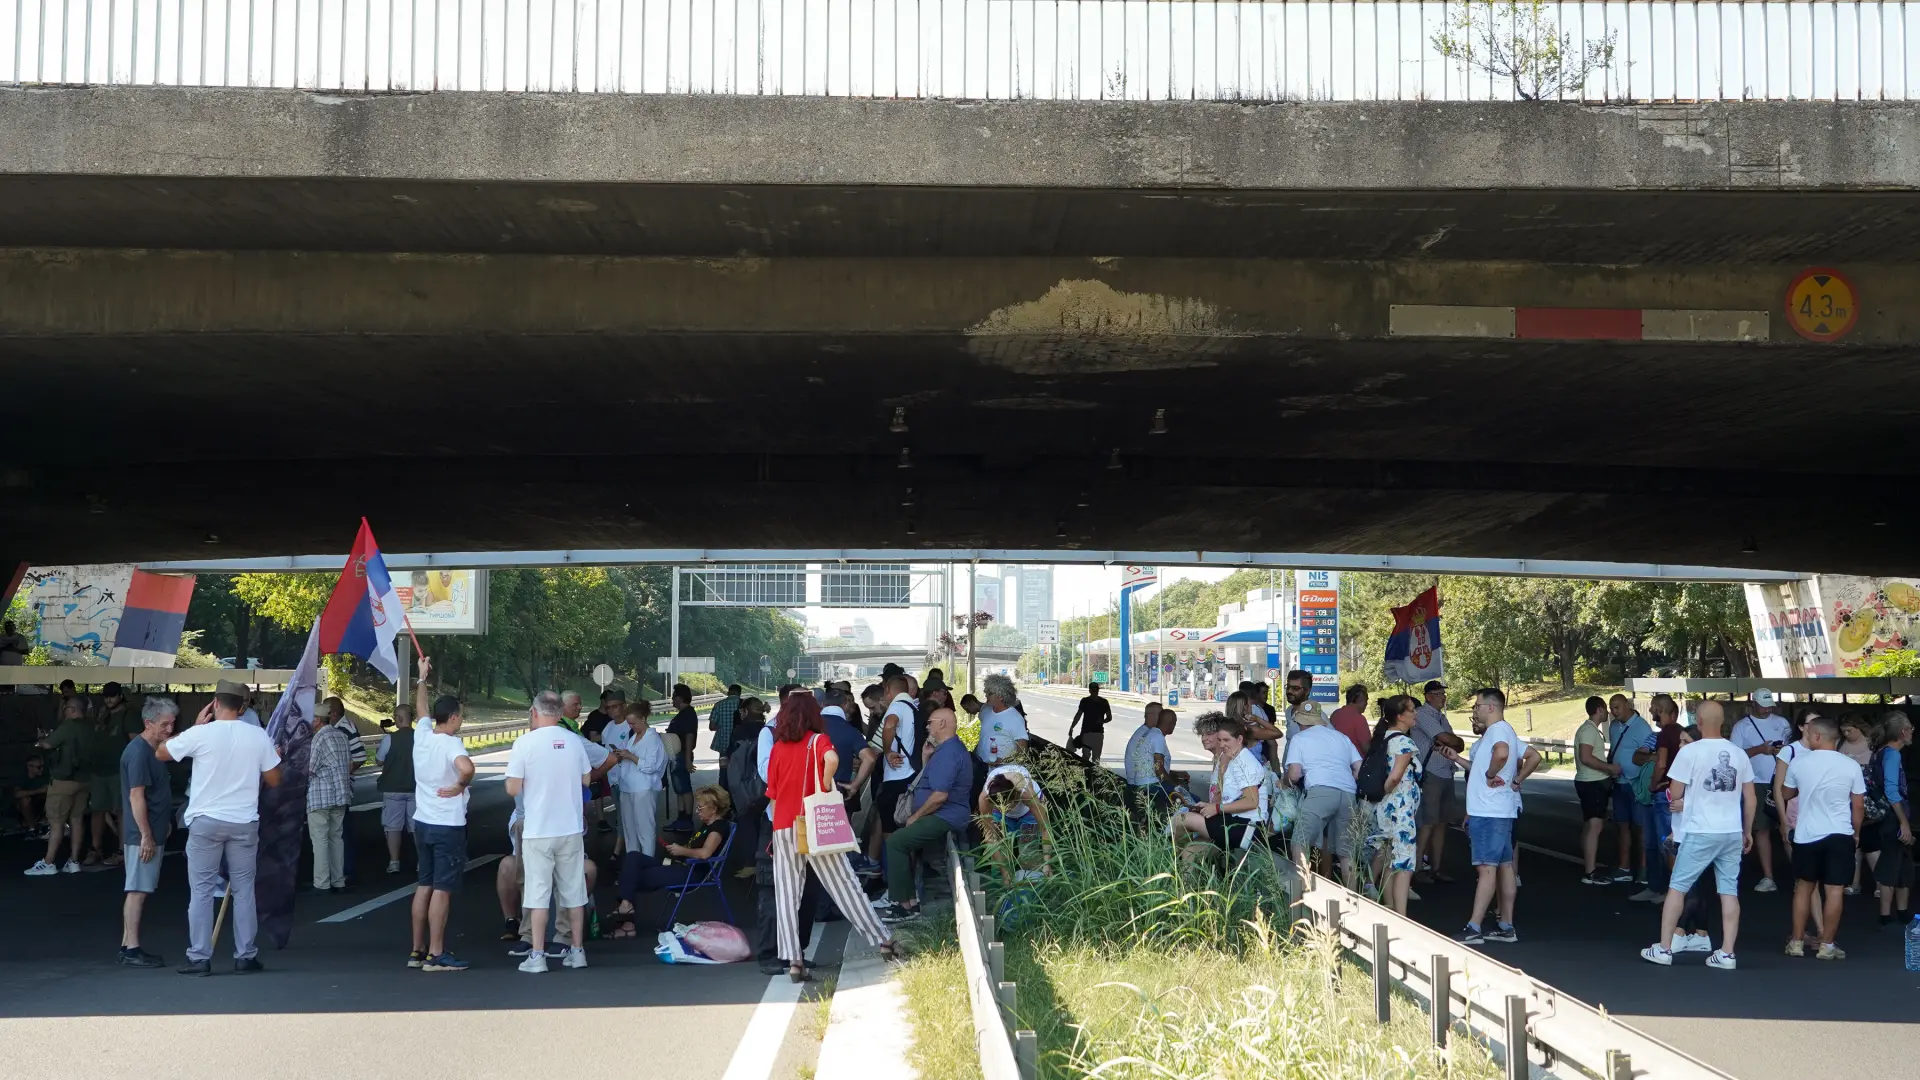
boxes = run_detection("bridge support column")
[2,561,24,614]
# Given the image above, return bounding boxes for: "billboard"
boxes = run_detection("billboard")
[393,569,489,635]
[974,574,1002,621]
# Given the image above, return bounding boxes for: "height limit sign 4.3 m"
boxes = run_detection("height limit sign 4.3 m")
[1786,267,1859,343]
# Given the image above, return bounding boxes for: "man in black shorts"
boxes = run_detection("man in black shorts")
[1069,682,1113,765]
[1781,716,1865,960]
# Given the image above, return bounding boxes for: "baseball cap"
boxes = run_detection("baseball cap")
[1423,680,1447,694]
[1753,688,1776,708]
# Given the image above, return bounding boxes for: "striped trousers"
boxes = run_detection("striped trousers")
[771,826,892,964]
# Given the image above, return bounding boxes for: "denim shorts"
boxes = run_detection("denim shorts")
[669,757,692,795]
[1669,832,1743,896]
[1466,815,1516,866]
[414,822,468,892]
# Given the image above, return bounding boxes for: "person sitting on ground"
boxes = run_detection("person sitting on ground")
[1173,713,1267,856]
[977,764,1053,886]
[8,755,48,837]
[608,786,734,937]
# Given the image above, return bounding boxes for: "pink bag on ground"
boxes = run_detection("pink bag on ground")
[680,921,751,963]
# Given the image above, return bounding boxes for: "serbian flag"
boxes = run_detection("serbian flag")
[107,571,197,667]
[1384,586,1444,684]
[317,519,407,684]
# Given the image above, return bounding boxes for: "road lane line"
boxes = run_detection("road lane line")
[718,931,826,1080]
[318,854,502,923]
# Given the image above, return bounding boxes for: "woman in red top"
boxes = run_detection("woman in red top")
[766,693,901,981]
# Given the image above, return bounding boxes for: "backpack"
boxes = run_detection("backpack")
[727,729,768,818]
[1863,747,1893,826]
[1357,740,1394,803]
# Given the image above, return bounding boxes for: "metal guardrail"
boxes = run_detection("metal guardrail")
[3,1,1915,102]
[1270,855,1735,1080]
[948,834,1034,1080]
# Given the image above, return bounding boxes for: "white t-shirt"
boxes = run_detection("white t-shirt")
[165,719,282,826]
[1731,712,1793,784]
[505,726,592,840]
[977,705,1028,764]
[1785,748,1866,844]
[1464,719,1523,819]
[412,728,472,827]
[1667,738,1753,837]
[1283,725,1361,794]
[984,764,1042,819]
[882,696,917,783]
[1124,725,1170,786]
[1218,746,1270,823]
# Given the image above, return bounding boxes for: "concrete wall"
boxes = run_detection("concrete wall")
[3,88,1918,190]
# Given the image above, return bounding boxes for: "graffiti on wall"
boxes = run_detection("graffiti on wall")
[24,564,136,663]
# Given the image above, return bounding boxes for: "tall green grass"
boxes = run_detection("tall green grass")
[955,754,1500,1080]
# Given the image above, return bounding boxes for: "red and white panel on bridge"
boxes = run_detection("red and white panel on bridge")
[1389,305,1771,342]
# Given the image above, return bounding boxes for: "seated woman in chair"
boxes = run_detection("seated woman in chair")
[1171,713,1267,855]
[609,785,733,938]
[977,764,1053,885]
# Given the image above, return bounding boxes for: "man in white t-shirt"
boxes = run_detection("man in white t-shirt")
[1283,722,1363,887]
[504,691,592,973]
[1123,703,1188,811]
[406,658,474,972]
[976,674,1028,765]
[1640,701,1753,970]
[1730,689,1794,892]
[158,679,283,975]
[1446,688,1540,946]
[1781,715,1866,960]
[867,674,918,859]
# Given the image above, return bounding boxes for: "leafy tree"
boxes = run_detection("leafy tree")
[1857,649,1920,678]
[978,622,1029,649]
[1434,0,1618,100]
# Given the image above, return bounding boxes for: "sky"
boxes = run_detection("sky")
[806,563,1239,645]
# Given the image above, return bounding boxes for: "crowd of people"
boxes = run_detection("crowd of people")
[13,660,1913,980]
[1111,673,1915,970]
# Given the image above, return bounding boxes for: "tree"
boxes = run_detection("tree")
[978,622,1029,649]
[1508,578,1604,689]
[1434,0,1618,101]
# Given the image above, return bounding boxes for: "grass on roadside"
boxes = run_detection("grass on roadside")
[898,753,1505,1080]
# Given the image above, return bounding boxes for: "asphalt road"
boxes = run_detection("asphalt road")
[0,740,840,1080]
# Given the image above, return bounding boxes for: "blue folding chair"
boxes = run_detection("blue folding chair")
[664,825,738,927]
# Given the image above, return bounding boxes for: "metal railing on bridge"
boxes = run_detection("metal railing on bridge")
[4,0,1917,101]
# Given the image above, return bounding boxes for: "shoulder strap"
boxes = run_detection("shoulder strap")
[1606,721,1629,764]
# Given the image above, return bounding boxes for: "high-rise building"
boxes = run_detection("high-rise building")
[1017,565,1054,642]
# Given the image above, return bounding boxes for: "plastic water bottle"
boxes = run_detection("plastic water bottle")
[1905,916,1920,972]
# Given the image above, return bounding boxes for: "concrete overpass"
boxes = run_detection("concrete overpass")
[5,89,1920,575]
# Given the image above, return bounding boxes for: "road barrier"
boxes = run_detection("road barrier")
[948,835,1033,1080]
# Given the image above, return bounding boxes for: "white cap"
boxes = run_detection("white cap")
[1753,688,1776,708]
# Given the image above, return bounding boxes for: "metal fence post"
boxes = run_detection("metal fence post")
[1430,955,1451,1048]
[1015,1031,1037,1080]
[1372,923,1392,1022]
[1606,1050,1634,1080]
[987,940,1005,984]
[1325,898,1342,935]
[996,980,1016,1021]
[1505,995,1530,1080]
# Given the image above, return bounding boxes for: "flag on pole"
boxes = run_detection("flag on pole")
[255,620,320,950]
[1384,586,1444,684]
[318,518,407,684]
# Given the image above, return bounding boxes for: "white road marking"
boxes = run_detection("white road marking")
[318,854,503,923]
[718,931,826,1080]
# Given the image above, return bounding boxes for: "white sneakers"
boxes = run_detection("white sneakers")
[1753,877,1778,893]
[520,947,588,972]
[1645,942,1735,969]
[23,860,56,877]
[1671,933,1712,954]
[61,860,80,874]
[386,860,402,874]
